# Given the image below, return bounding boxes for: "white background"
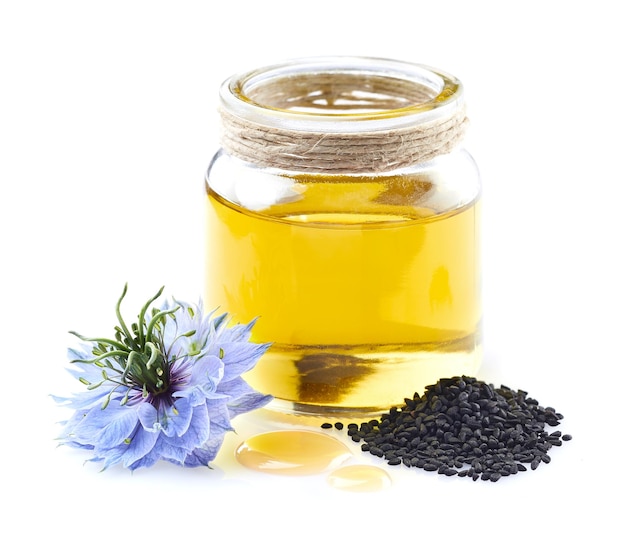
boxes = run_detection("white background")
[1,1,624,542]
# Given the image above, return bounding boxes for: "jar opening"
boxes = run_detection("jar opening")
[241,72,442,116]
[222,57,463,130]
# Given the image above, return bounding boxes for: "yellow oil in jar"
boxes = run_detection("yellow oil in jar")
[205,173,481,415]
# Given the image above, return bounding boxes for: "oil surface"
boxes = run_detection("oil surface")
[327,464,392,492]
[235,430,352,475]
[206,174,481,414]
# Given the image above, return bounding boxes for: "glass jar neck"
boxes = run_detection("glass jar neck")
[219,56,467,174]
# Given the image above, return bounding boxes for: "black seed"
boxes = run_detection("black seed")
[336,376,569,482]
[320,422,332,429]
[334,422,344,430]
[562,434,572,441]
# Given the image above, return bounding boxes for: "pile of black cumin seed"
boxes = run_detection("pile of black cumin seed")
[321,376,571,482]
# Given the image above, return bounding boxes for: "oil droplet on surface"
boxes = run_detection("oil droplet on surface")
[235,430,352,476]
[327,465,392,492]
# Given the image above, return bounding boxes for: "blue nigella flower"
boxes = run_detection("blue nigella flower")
[54,285,272,470]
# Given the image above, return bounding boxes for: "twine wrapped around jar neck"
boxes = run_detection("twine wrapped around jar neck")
[219,61,469,174]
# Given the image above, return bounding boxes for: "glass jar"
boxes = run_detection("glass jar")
[205,56,482,417]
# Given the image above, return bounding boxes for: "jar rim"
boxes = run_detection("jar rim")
[220,56,464,133]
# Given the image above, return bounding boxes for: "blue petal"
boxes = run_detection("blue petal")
[228,392,273,418]
[206,403,234,436]
[55,409,92,439]
[182,448,215,468]
[60,441,95,451]
[181,406,232,467]
[137,402,159,431]
[214,341,271,381]
[180,402,211,446]
[161,300,212,357]
[98,426,160,470]
[96,405,141,446]
[162,402,210,453]
[184,435,225,468]
[69,403,138,446]
[217,375,256,398]
[189,354,224,386]
[177,355,224,405]
[120,427,160,468]
[162,397,194,438]
[149,434,190,465]
[202,434,226,460]
[203,392,230,407]
[219,376,273,417]
[126,438,163,471]
[52,388,111,411]
[214,319,255,343]
[137,398,194,438]
[65,363,105,384]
